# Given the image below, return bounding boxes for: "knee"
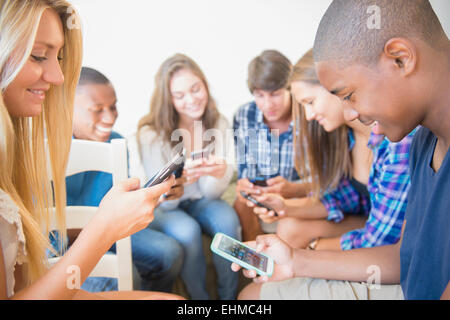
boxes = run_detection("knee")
[276,218,310,247]
[161,238,184,276]
[233,198,254,218]
[166,216,202,246]
[238,282,263,300]
[276,217,298,237]
[209,201,242,238]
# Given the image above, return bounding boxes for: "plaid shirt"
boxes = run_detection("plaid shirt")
[233,101,300,181]
[321,130,371,224]
[334,129,415,249]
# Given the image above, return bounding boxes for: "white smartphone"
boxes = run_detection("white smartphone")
[210,232,274,277]
[190,142,214,160]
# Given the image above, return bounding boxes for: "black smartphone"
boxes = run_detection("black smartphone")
[250,177,268,187]
[174,162,184,179]
[240,191,278,217]
[144,149,186,188]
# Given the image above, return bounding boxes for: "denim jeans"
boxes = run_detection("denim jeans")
[51,228,183,293]
[149,197,242,300]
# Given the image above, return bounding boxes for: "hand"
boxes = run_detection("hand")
[162,176,186,201]
[257,176,292,197]
[246,193,287,223]
[93,176,175,244]
[185,156,227,180]
[231,234,295,283]
[236,178,262,203]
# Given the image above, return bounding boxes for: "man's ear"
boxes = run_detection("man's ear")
[382,38,417,76]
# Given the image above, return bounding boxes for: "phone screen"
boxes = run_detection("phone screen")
[218,235,268,272]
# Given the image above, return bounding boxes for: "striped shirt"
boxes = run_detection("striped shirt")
[233,101,300,181]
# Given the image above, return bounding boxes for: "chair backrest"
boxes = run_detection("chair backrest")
[48,138,133,291]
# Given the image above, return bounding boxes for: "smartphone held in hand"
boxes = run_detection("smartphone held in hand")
[240,191,279,216]
[190,143,214,160]
[211,233,274,277]
[144,148,186,188]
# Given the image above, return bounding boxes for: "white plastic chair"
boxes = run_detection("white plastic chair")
[48,138,133,291]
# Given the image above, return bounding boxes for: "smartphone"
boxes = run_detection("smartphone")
[211,233,274,277]
[143,148,186,188]
[190,143,214,160]
[240,191,278,217]
[250,177,267,187]
[173,162,184,179]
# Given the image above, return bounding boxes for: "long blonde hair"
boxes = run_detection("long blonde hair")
[137,53,219,149]
[291,49,351,199]
[0,0,82,283]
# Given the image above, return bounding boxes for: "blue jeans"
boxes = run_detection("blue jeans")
[51,228,183,293]
[149,197,242,300]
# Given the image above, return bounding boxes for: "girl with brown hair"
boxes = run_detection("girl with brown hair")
[136,53,241,300]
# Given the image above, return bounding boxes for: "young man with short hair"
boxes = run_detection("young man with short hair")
[233,50,309,241]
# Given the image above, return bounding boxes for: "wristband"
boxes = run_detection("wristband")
[307,237,320,250]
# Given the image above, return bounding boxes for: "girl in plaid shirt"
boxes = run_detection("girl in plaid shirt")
[245,49,414,250]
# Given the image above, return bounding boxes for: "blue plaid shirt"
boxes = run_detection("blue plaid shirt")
[323,129,416,250]
[321,129,371,224]
[233,101,300,181]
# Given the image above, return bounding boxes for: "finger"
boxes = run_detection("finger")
[118,177,141,192]
[164,193,178,200]
[175,176,188,185]
[253,207,268,215]
[260,217,277,224]
[246,200,255,208]
[238,178,254,189]
[146,175,175,196]
[243,268,257,279]
[258,185,279,194]
[203,157,216,166]
[253,275,269,284]
[266,176,282,186]
[258,211,274,221]
[231,263,241,272]
[255,234,280,251]
[247,188,262,195]
[243,240,257,249]
[187,166,212,176]
[258,215,271,223]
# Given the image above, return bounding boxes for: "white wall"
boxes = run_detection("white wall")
[70,0,450,138]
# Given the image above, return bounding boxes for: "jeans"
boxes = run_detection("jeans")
[149,197,242,300]
[51,228,183,293]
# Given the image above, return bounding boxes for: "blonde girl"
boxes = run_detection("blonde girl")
[0,0,179,299]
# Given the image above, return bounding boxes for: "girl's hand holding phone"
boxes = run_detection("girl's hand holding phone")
[246,193,287,223]
[236,178,262,203]
[185,155,227,181]
[255,176,289,196]
[162,176,186,201]
[93,176,175,245]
